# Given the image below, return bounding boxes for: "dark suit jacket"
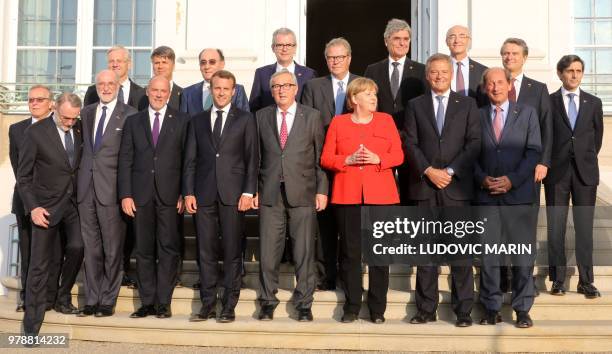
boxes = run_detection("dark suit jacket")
[83,79,146,110]
[180,81,249,115]
[256,103,328,207]
[9,117,35,215]
[77,102,138,206]
[17,117,82,226]
[138,83,183,111]
[183,106,258,206]
[118,107,189,206]
[249,62,317,112]
[403,91,481,201]
[467,58,489,107]
[544,89,604,186]
[300,73,360,128]
[474,102,541,205]
[364,57,426,128]
[517,76,552,167]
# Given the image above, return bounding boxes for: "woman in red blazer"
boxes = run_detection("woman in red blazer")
[321,77,403,324]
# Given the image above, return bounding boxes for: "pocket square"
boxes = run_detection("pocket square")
[115,128,122,131]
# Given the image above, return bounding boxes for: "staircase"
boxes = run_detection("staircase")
[2,211,612,352]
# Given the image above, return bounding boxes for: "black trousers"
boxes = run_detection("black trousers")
[314,205,338,288]
[335,204,389,316]
[412,191,474,316]
[194,199,244,311]
[545,161,597,284]
[23,203,83,335]
[133,192,181,306]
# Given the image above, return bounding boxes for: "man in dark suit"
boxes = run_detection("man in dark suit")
[403,53,481,327]
[249,27,317,112]
[138,46,183,111]
[184,70,258,323]
[254,70,328,322]
[475,67,541,328]
[545,55,604,298]
[83,46,146,110]
[9,85,60,312]
[364,18,426,204]
[118,76,189,319]
[18,93,84,337]
[301,37,358,291]
[77,70,138,318]
[445,25,488,106]
[181,48,249,115]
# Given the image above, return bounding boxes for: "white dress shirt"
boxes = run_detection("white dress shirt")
[119,77,131,103]
[431,89,451,118]
[55,119,74,149]
[276,61,296,74]
[331,73,350,99]
[93,98,117,140]
[148,105,168,130]
[388,55,406,82]
[211,103,231,133]
[513,72,524,100]
[276,101,297,135]
[561,86,581,115]
[450,56,470,94]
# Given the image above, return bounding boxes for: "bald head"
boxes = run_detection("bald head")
[445,25,471,60]
[95,69,120,104]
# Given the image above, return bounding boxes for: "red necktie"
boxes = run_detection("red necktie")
[493,106,503,143]
[279,111,288,149]
[508,78,517,103]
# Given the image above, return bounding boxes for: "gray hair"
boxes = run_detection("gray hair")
[28,84,54,100]
[324,37,352,57]
[148,75,171,91]
[272,27,296,45]
[384,18,412,40]
[269,69,297,89]
[425,53,452,73]
[95,69,120,84]
[107,46,131,60]
[501,38,529,56]
[481,67,513,87]
[445,25,471,39]
[55,92,82,109]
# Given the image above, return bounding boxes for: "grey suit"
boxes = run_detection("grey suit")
[256,103,328,310]
[301,74,359,128]
[78,101,137,307]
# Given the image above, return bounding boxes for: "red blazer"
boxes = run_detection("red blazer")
[321,112,404,204]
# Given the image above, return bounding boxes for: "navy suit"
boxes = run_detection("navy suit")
[180,81,250,115]
[249,62,317,112]
[475,102,541,314]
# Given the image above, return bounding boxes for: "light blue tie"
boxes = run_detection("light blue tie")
[334,81,346,116]
[568,93,578,130]
[435,95,445,134]
[202,84,212,110]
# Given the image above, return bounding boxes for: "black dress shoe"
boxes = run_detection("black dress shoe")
[409,310,437,324]
[130,304,156,318]
[192,282,201,290]
[15,302,25,312]
[297,308,313,322]
[45,303,54,311]
[258,305,275,321]
[77,305,98,317]
[95,305,114,317]
[190,306,216,322]
[550,281,565,296]
[316,281,337,291]
[370,313,385,324]
[156,304,172,318]
[341,312,358,323]
[122,275,137,289]
[480,310,502,325]
[54,303,79,315]
[219,309,236,323]
[515,311,533,328]
[455,313,473,327]
[578,282,601,299]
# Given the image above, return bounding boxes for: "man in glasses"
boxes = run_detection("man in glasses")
[181,48,249,115]
[9,85,60,313]
[249,27,317,113]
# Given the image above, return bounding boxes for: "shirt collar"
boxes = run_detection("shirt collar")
[148,104,167,118]
[120,77,130,88]
[431,89,451,99]
[212,103,231,114]
[99,98,117,112]
[277,101,297,116]
[514,72,524,84]
[561,86,581,97]
[331,73,350,86]
[203,80,210,89]
[389,55,406,66]
[491,100,510,113]
[451,56,470,67]
[276,61,296,73]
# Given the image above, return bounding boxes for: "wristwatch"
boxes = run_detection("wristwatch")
[446,167,455,176]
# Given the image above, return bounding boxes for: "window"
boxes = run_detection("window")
[16,0,78,90]
[573,0,612,111]
[92,0,155,85]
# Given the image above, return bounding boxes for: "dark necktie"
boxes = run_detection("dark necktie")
[152,112,160,147]
[509,78,517,103]
[93,105,107,152]
[117,85,125,104]
[456,62,466,96]
[64,130,75,167]
[390,62,400,99]
[213,110,223,148]
[435,95,445,135]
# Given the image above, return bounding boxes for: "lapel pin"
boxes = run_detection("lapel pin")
[513,110,518,114]
[583,99,587,103]
[470,64,474,69]
[409,66,413,69]
[455,100,459,103]
[169,114,173,118]
[527,83,532,87]
[115,128,122,131]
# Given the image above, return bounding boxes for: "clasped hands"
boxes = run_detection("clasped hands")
[344,144,380,166]
[183,194,254,214]
[482,176,512,195]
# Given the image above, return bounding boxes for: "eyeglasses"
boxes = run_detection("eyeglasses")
[200,59,218,66]
[28,97,49,103]
[271,83,296,91]
[447,34,470,40]
[326,55,349,62]
[273,43,296,50]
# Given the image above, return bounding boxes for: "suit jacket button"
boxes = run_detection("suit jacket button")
[496,149,500,153]
[571,136,575,140]
[154,157,157,161]
[151,170,154,173]
[216,153,220,157]
[359,166,364,170]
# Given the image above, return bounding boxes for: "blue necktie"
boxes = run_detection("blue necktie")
[117,85,125,104]
[93,105,107,152]
[435,95,445,134]
[568,93,578,130]
[334,81,346,116]
[65,130,75,167]
[202,84,212,110]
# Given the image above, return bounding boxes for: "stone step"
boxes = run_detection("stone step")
[0,299,611,352]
